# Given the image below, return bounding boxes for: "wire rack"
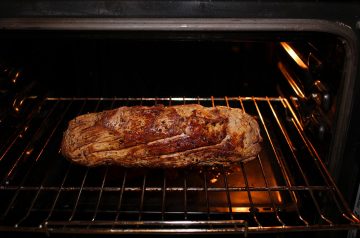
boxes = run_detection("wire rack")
[0,96,359,235]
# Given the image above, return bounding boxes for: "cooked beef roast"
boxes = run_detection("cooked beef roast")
[61,104,262,167]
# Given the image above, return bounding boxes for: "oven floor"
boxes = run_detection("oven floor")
[0,96,358,234]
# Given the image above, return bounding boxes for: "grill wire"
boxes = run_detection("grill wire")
[0,96,359,235]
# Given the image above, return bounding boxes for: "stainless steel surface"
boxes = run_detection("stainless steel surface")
[0,96,359,234]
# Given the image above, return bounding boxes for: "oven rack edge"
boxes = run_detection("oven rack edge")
[0,96,359,235]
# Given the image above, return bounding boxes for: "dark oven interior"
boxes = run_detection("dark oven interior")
[0,27,359,236]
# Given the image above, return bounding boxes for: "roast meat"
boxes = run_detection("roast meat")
[61,104,262,167]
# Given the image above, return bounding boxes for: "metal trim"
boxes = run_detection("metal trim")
[0,18,356,34]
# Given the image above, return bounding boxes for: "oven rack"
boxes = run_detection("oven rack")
[0,96,359,235]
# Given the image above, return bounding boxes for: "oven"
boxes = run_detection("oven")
[0,1,360,237]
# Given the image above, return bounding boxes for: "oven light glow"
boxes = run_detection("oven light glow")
[12,72,20,84]
[278,62,306,99]
[12,98,25,113]
[25,148,33,155]
[210,172,221,184]
[280,42,308,69]
[232,207,250,213]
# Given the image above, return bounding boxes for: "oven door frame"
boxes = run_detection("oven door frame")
[0,17,358,183]
[0,18,360,236]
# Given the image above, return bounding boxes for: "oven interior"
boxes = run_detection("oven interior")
[0,30,359,235]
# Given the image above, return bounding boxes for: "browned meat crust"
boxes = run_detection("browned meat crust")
[61,104,262,167]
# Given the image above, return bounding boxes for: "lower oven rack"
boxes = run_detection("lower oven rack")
[0,96,359,235]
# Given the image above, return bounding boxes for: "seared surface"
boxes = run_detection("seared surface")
[61,104,262,167]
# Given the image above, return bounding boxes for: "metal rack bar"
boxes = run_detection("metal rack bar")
[25,209,238,215]
[253,98,293,191]
[1,100,62,219]
[90,98,117,224]
[253,97,333,225]
[15,209,334,216]
[216,97,234,222]
[112,97,130,226]
[255,155,286,227]
[41,96,284,102]
[43,100,87,223]
[48,220,248,226]
[67,100,102,223]
[224,96,230,108]
[137,97,150,223]
[1,185,335,192]
[45,219,247,226]
[37,220,241,235]
[138,174,147,222]
[90,167,109,222]
[265,98,311,225]
[286,105,360,223]
[221,166,234,220]
[161,171,166,223]
[254,96,333,224]
[14,101,73,226]
[198,98,211,224]
[183,172,188,220]
[238,96,262,227]
[1,100,60,184]
[37,223,358,235]
[240,162,262,227]
[113,171,127,224]
[0,100,45,162]
[67,170,89,222]
[44,163,72,221]
[282,98,359,222]
[0,98,46,163]
[238,96,245,111]
[203,170,211,221]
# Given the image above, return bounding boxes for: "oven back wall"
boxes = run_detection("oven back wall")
[0,37,278,97]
